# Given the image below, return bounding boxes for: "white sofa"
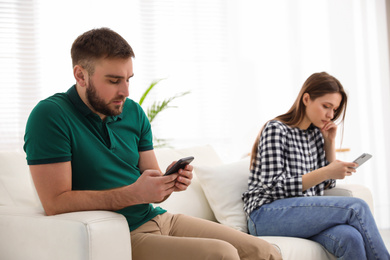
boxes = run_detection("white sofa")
[0,145,374,260]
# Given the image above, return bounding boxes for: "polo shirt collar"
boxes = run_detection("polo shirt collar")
[67,85,123,121]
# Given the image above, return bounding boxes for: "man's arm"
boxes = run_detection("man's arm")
[138,150,162,173]
[30,161,177,216]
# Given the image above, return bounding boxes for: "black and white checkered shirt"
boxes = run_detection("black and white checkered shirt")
[242,120,336,216]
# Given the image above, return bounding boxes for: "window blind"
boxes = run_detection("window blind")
[0,0,41,151]
[136,0,232,148]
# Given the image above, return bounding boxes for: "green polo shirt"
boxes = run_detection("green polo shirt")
[24,85,166,231]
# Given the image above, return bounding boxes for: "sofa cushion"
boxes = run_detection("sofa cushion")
[195,157,250,232]
[0,151,41,207]
[175,144,224,167]
[260,236,336,260]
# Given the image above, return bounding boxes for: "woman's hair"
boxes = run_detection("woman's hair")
[250,72,348,169]
[71,27,135,75]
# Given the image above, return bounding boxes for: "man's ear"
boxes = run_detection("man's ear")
[302,93,310,106]
[73,65,87,87]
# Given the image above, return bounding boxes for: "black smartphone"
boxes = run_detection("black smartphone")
[164,156,194,176]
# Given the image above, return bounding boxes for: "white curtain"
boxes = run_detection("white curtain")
[1,0,389,228]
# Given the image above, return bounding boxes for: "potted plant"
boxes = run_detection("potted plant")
[139,79,190,147]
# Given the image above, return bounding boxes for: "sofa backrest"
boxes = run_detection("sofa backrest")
[0,151,41,207]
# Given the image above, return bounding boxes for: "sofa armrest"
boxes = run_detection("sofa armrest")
[0,206,131,260]
[324,184,374,213]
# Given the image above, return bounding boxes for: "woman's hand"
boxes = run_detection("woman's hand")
[321,121,338,162]
[325,160,358,180]
[303,160,358,191]
[321,121,337,142]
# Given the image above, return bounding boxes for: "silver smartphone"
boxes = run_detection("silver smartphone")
[352,153,372,168]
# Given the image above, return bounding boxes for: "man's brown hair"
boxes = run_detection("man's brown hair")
[71,27,135,75]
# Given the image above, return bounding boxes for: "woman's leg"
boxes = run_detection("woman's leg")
[310,224,366,259]
[249,196,389,260]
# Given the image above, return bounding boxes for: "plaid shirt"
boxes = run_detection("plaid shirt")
[242,120,336,216]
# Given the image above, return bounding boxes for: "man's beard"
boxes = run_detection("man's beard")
[86,79,125,117]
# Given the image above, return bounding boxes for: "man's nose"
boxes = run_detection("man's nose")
[119,82,129,97]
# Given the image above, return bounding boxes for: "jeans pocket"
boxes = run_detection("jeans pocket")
[247,217,258,236]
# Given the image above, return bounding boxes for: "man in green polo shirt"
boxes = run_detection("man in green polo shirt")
[24,28,281,260]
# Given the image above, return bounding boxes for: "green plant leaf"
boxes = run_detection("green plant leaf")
[153,136,172,149]
[147,91,190,123]
[138,78,166,106]
[138,78,191,148]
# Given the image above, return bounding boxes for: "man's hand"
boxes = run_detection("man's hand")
[165,162,193,192]
[131,170,177,204]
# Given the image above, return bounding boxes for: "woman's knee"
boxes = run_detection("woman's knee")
[342,226,364,246]
[353,197,370,210]
[347,197,372,217]
[327,225,366,258]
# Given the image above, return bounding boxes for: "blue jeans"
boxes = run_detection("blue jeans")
[248,196,389,260]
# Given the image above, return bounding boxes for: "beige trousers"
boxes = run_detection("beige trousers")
[130,212,282,260]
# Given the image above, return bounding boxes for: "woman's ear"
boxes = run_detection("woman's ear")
[73,65,87,87]
[302,93,310,106]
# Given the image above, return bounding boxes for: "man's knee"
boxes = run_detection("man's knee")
[205,240,240,260]
[243,237,283,260]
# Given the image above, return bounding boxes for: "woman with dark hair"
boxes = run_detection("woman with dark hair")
[243,72,389,259]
